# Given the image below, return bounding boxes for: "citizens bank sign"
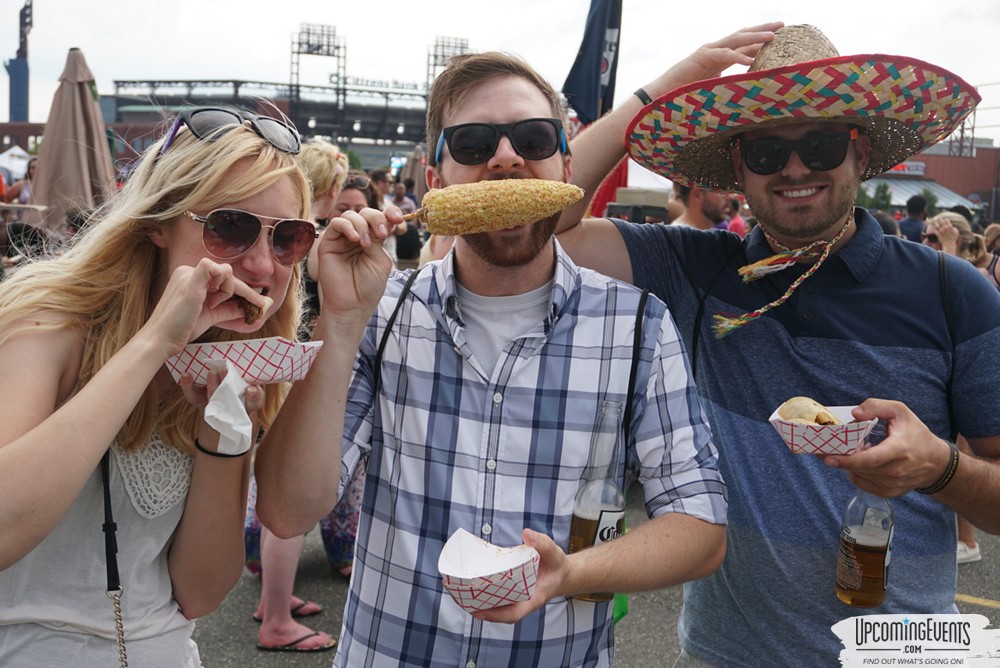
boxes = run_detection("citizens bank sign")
[832,614,1000,666]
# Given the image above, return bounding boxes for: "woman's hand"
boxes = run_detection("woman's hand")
[140,258,267,358]
[933,218,962,256]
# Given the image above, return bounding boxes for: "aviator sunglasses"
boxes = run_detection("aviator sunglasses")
[738,128,860,175]
[185,209,318,267]
[158,107,301,160]
[434,118,567,166]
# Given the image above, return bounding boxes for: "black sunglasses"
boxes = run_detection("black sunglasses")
[434,118,567,166]
[739,128,860,175]
[185,209,317,266]
[158,107,301,160]
[921,233,939,244]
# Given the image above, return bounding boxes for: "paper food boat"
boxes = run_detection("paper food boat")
[769,405,878,456]
[438,528,539,614]
[165,336,323,386]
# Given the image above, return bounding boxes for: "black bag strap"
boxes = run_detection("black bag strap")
[373,268,422,392]
[938,252,958,441]
[661,229,745,381]
[101,452,120,592]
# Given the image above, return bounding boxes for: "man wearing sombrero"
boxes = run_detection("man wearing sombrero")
[558,23,1000,666]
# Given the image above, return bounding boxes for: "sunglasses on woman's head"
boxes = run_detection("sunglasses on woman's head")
[158,107,301,161]
[434,118,567,166]
[344,175,371,189]
[738,128,860,175]
[185,209,317,266]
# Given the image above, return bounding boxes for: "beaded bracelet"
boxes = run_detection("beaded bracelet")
[634,87,653,105]
[194,438,247,459]
[916,439,960,495]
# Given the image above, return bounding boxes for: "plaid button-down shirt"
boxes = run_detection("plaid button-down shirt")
[335,241,726,668]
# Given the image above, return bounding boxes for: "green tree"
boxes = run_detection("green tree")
[871,182,892,212]
[921,187,939,218]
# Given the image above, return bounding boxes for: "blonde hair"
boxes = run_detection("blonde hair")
[0,118,311,453]
[928,211,987,265]
[298,138,349,200]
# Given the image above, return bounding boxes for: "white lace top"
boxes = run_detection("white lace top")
[0,435,202,666]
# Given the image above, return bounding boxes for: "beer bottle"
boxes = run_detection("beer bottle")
[568,400,625,602]
[836,488,894,608]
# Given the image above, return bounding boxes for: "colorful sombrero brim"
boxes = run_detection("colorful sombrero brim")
[626,54,981,192]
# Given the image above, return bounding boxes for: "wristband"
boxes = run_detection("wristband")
[916,439,960,495]
[194,438,247,459]
[634,87,653,105]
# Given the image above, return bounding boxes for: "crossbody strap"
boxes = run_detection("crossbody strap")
[373,268,423,392]
[101,452,128,667]
[660,229,744,381]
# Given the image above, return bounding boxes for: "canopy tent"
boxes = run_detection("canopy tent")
[861,177,981,212]
[0,145,32,182]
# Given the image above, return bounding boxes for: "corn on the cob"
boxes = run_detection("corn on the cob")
[403,179,584,235]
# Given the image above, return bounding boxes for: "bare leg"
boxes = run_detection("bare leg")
[255,529,334,650]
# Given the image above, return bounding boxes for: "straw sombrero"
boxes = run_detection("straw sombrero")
[626,25,981,192]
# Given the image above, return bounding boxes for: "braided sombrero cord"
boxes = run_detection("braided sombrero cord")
[712,216,852,339]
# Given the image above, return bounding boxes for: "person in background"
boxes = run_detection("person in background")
[898,194,927,242]
[402,176,420,207]
[723,196,746,237]
[672,184,728,230]
[243,137,348,654]
[389,182,420,269]
[255,48,727,668]
[555,23,1000,666]
[871,210,903,237]
[0,106,311,666]
[984,222,1000,255]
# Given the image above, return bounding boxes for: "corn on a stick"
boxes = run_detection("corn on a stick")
[403,179,584,235]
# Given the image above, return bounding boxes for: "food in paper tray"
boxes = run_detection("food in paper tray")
[769,397,877,456]
[777,396,840,425]
[438,528,539,614]
[165,336,322,386]
[404,179,584,235]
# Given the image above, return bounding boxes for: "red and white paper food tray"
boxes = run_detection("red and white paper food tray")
[769,405,878,456]
[165,337,323,386]
[438,528,540,614]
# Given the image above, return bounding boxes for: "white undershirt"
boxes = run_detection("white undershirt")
[455,280,553,376]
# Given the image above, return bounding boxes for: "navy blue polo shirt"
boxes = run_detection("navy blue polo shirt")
[614,210,1000,666]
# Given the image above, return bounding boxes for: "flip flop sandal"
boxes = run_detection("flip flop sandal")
[252,599,324,623]
[256,631,337,653]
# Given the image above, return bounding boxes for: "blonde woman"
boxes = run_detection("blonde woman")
[923,211,998,288]
[0,107,315,665]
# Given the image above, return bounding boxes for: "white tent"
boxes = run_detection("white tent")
[0,145,32,181]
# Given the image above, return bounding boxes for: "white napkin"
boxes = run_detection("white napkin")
[202,359,253,456]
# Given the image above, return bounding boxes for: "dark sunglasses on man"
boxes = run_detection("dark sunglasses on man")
[158,107,301,160]
[185,209,317,267]
[737,128,861,175]
[434,118,567,166]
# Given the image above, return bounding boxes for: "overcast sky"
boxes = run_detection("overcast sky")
[3,0,999,162]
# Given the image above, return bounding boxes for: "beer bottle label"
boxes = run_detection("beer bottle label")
[593,509,625,546]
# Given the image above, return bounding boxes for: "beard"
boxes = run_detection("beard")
[461,212,558,267]
[744,172,859,241]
